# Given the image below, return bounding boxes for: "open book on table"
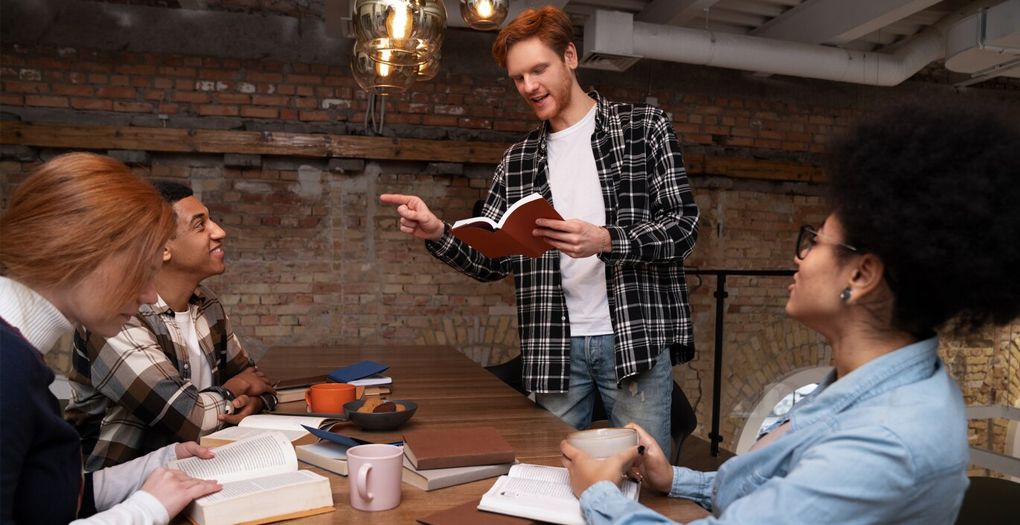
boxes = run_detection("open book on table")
[168,432,334,525]
[200,414,343,448]
[478,464,639,525]
[450,193,563,258]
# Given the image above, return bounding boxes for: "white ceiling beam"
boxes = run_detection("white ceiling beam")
[635,0,723,26]
[751,0,942,45]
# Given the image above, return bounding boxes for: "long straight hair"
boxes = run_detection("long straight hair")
[0,153,175,312]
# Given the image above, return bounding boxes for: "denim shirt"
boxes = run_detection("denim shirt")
[579,337,970,524]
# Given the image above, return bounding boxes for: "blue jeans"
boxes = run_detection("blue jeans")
[535,335,673,455]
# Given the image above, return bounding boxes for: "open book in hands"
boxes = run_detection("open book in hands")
[478,464,639,525]
[168,432,334,525]
[450,194,563,258]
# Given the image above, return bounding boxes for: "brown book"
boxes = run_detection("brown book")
[418,499,540,525]
[403,426,516,470]
[450,193,563,258]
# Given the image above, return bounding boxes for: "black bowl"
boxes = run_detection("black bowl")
[343,399,417,431]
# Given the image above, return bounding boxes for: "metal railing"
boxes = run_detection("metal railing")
[686,268,796,457]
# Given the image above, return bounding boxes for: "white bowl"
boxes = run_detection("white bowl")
[566,428,638,459]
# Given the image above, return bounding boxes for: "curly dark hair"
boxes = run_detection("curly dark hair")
[826,104,1020,337]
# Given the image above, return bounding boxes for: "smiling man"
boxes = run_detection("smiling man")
[381,6,699,455]
[65,181,277,471]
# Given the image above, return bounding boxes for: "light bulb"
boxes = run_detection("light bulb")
[377,50,392,77]
[386,3,411,40]
[459,0,507,31]
[476,0,492,18]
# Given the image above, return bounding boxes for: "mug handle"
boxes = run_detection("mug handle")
[304,389,313,408]
[356,463,374,501]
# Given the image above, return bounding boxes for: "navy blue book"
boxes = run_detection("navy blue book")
[327,360,389,383]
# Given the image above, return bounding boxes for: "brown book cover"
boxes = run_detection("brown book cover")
[417,500,539,525]
[450,193,563,259]
[403,426,516,470]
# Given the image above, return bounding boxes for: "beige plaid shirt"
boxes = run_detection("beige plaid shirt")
[65,285,255,471]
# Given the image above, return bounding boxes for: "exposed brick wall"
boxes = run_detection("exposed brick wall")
[3,35,1018,462]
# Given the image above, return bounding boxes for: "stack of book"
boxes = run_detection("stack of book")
[274,359,395,405]
[296,426,516,491]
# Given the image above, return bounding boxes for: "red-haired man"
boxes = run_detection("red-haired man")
[381,6,699,456]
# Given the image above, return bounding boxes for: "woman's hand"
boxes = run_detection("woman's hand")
[561,440,641,498]
[174,441,215,461]
[625,423,675,493]
[140,467,221,518]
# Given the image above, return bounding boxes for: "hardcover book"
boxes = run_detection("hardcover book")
[327,360,390,383]
[295,441,512,491]
[402,426,515,470]
[450,193,563,258]
[169,432,334,525]
[478,464,639,525]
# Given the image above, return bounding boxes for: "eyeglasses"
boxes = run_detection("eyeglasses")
[796,225,857,260]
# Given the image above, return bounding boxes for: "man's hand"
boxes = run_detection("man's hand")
[174,441,215,461]
[218,394,264,425]
[140,467,221,519]
[379,194,445,241]
[625,423,675,494]
[223,366,274,397]
[534,218,611,258]
[561,440,641,498]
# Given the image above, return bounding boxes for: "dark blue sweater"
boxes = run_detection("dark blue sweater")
[1,318,84,524]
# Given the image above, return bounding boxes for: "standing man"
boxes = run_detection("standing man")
[381,6,698,454]
[66,181,277,471]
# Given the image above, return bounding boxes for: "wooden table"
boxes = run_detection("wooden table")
[256,345,710,524]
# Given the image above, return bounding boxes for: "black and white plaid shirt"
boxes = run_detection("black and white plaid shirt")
[428,93,699,393]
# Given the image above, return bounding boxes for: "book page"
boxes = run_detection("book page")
[205,425,307,443]
[168,432,297,484]
[507,463,639,500]
[195,470,324,504]
[452,216,499,230]
[479,475,583,525]
[238,414,332,432]
[507,464,570,484]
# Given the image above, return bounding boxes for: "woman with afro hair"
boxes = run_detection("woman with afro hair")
[560,103,1020,525]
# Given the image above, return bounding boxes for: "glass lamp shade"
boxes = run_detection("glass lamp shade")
[459,0,508,31]
[351,41,419,95]
[353,0,447,66]
[416,52,441,81]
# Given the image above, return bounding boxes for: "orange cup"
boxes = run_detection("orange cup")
[304,383,356,413]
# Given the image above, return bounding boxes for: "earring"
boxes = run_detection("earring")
[839,288,852,302]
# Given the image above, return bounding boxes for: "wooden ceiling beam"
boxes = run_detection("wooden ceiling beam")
[1,121,823,182]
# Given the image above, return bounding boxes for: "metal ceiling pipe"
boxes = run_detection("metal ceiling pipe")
[585,0,1007,87]
[631,20,939,86]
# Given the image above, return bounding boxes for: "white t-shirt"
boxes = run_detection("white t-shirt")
[174,309,213,391]
[546,104,613,336]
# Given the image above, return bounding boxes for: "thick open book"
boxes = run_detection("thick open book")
[450,193,563,258]
[478,464,639,525]
[169,432,334,525]
[200,414,343,448]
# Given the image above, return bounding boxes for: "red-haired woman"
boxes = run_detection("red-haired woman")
[1,153,222,524]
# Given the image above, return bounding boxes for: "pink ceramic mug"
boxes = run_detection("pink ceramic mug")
[346,444,403,512]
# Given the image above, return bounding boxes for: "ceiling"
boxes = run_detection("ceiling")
[84,1,1020,86]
